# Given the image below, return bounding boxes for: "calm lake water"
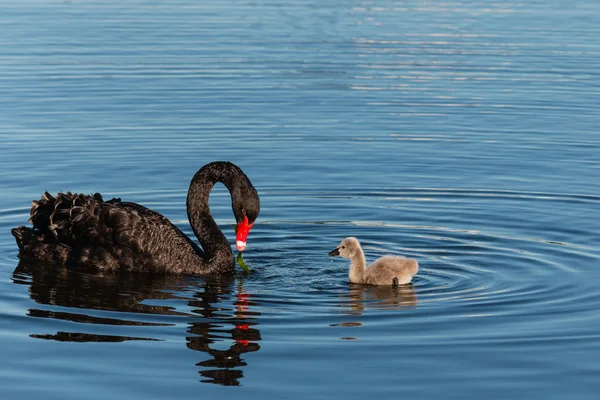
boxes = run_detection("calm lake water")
[1,1,600,399]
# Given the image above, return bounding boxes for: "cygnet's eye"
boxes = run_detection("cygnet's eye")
[341,246,345,249]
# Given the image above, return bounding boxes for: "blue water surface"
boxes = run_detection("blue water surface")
[1,1,599,399]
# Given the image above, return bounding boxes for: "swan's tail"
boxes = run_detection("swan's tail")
[11,225,70,263]
[11,225,33,251]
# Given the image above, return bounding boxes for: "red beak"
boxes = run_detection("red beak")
[236,214,254,252]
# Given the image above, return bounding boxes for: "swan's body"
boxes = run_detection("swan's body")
[329,237,418,285]
[11,161,260,275]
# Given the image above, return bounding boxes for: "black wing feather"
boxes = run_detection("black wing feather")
[18,192,182,270]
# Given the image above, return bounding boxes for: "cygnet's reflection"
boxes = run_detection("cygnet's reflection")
[12,259,261,386]
[341,283,418,316]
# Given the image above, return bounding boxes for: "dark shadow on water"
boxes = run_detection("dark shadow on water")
[11,258,261,386]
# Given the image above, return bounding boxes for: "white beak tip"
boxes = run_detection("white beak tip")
[236,241,247,252]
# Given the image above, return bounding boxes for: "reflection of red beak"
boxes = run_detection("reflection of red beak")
[236,215,254,252]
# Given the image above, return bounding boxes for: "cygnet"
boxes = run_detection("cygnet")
[329,237,418,285]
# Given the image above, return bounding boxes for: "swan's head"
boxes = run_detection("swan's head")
[233,197,260,252]
[235,211,254,252]
[216,161,259,252]
[194,161,260,253]
[328,237,361,259]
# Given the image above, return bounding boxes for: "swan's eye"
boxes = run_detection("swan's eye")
[341,246,345,249]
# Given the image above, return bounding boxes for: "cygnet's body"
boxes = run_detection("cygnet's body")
[329,237,418,286]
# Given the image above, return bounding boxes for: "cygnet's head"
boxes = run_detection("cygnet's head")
[328,237,361,259]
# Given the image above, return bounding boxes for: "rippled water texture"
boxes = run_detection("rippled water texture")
[1,1,600,399]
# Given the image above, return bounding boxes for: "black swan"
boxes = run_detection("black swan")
[11,161,260,275]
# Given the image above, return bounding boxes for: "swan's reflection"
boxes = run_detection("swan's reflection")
[341,283,418,316]
[12,259,261,386]
[186,281,261,386]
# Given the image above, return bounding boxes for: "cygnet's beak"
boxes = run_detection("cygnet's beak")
[328,247,340,257]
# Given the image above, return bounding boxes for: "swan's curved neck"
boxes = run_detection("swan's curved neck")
[186,163,241,273]
[349,247,367,283]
